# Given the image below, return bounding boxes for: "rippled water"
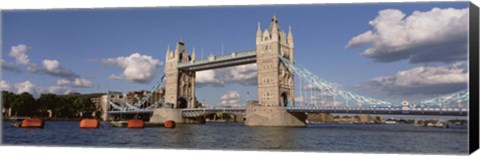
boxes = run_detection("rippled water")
[2,121,468,154]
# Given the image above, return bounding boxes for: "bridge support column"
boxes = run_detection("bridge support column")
[149,108,205,124]
[244,106,306,127]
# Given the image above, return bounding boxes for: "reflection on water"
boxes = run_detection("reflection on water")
[249,127,297,149]
[2,121,468,154]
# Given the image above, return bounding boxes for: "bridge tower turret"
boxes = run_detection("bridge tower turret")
[255,15,295,107]
[256,22,262,44]
[164,40,196,109]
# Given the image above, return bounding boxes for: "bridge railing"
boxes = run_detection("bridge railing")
[182,108,247,117]
[286,106,468,111]
[182,107,246,112]
[286,106,468,116]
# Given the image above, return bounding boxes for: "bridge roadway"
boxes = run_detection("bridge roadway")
[177,50,256,71]
[107,106,469,117]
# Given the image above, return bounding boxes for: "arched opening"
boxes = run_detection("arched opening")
[280,92,289,107]
[177,97,188,109]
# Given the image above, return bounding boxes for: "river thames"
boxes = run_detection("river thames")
[2,121,468,155]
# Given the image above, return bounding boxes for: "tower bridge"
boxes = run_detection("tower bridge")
[107,15,470,127]
[147,15,301,126]
[163,15,294,110]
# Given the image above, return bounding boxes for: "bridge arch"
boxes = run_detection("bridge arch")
[177,97,188,109]
[280,92,289,107]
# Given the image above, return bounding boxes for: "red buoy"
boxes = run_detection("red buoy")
[164,120,176,128]
[21,119,45,128]
[80,119,100,129]
[127,119,144,128]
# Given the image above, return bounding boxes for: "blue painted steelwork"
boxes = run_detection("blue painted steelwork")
[277,53,470,108]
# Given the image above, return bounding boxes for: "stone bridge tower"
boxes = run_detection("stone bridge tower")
[246,15,305,127]
[164,41,196,109]
[256,15,295,107]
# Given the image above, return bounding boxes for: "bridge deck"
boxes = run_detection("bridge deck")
[286,107,468,116]
[108,107,468,117]
[177,50,256,71]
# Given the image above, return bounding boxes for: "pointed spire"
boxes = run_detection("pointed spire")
[191,47,196,61]
[257,22,262,35]
[175,40,182,55]
[288,26,293,39]
[166,45,171,58]
[269,14,279,33]
[288,25,294,62]
[256,22,263,44]
[208,51,215,61]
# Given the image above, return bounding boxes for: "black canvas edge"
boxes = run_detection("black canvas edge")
[470,1,480,154]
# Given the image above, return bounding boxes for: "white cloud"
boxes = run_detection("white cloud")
[1,80,11,91]
[7,80,75,98]
[220,90,242,106]
[73,78,94,88]
[56,78,94,88]
[101,53,163,84]
[27,59,79,79]
[1,60,21,74]
[108,74,124,80]
[14,81,39,97]
[57,79,71,86]
[196,70,224,86]
[294,96,304,103]
[221,90,240,100]
[228,64,258,83]
[346,7,468,63]
[45,85,72,95]
[196,64,257,87]
[358,62,468,96]
[9,44,30,65]
[302,83,322,91]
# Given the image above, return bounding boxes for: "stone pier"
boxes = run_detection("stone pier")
[244,106,306,127]
[149,108,205,124]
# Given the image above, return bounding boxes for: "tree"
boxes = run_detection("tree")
[37,93,57,113]
[11,92,36,116]
[2,91,16,109]
[53,97,75,118]
[72,96,95,117]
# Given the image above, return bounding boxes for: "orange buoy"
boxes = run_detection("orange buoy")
[79,119,100,129]
[127,119,144,128]
[164,120,176,128]
[21,119,45,128]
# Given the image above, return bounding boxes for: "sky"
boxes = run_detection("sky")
[1,2,470,107]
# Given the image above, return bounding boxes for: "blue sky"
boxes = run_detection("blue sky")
[1,2,469,106]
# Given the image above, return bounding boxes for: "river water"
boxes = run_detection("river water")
[1,121,468,154]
